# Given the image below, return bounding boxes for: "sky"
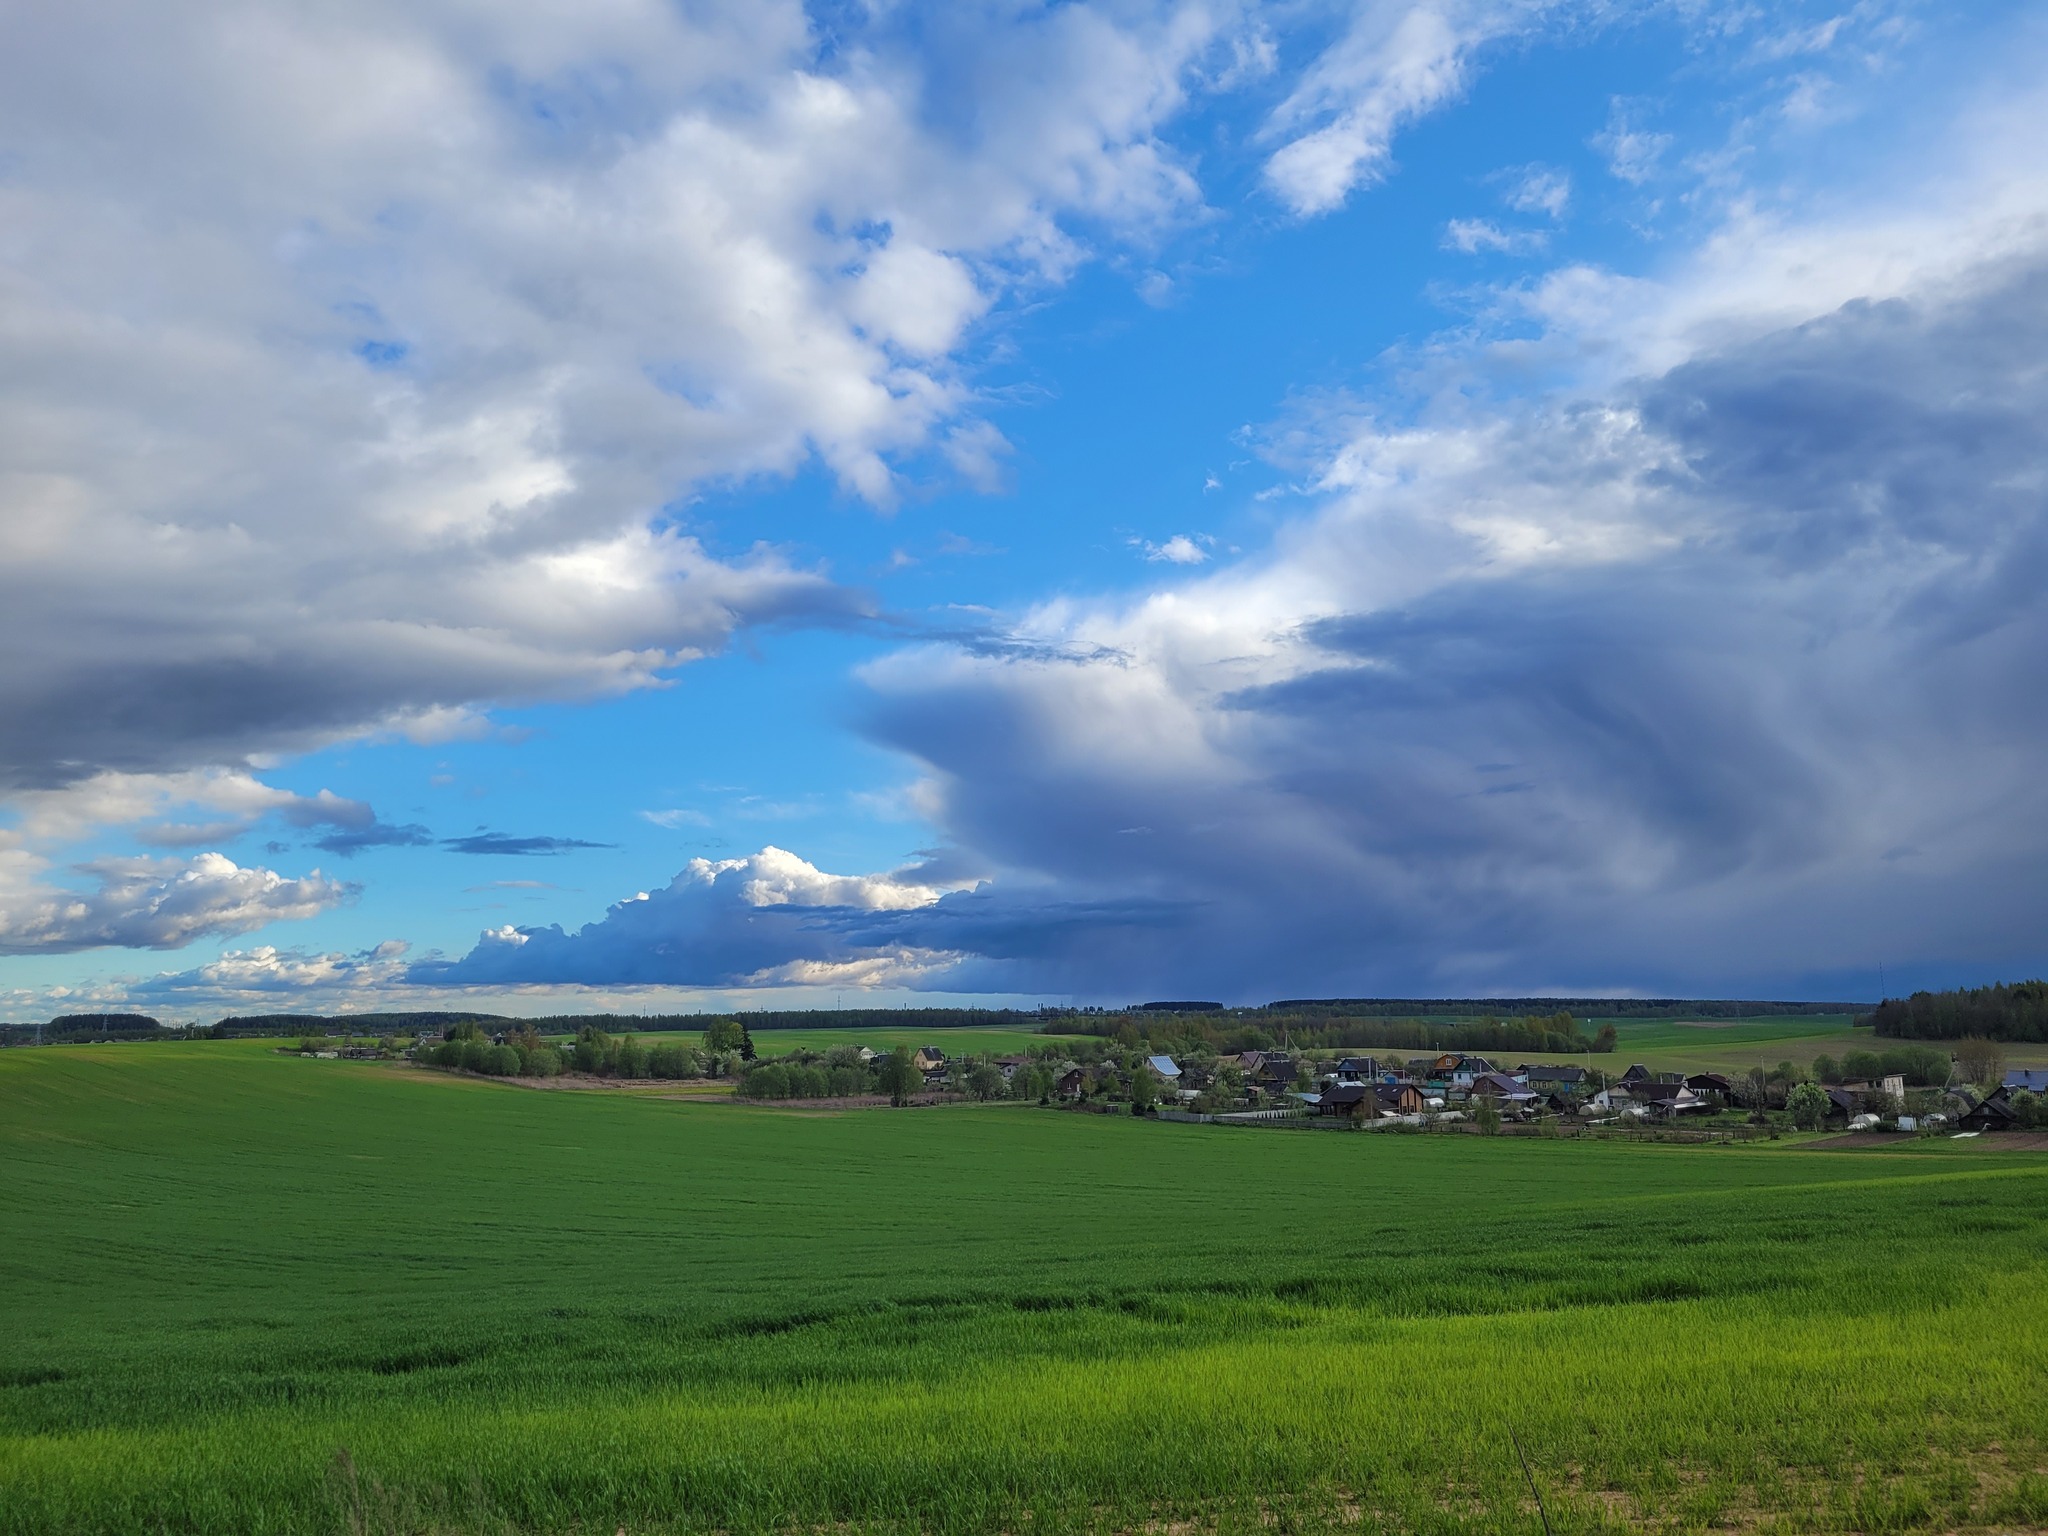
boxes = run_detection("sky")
[4,0,2046,1021]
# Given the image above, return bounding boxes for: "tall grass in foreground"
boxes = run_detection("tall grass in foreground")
[6,1271,2045,1535]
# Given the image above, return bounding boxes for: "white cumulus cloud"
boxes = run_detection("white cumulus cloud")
[0,852,353,955]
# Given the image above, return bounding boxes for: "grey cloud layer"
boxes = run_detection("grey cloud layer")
[417,249,2048,999]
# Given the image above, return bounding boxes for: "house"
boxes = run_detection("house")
[1467,1072,1540,1111]
[1423,1053,1494,1086]
[1627,1080,1707,1116]
[1619,1063,1654,1084]
[2002,1069,2048,1095]
[1333,1056,1379,1083]
[995,1054,1033,1081]
[912,1047,947,1072]
[1522,1064,1589,1092]
[855,1046,877,1063]
[1959,1088,2019,1132]
[1317,1082,1423,1119]
[1377,1083,1425,1114]
[1686,1072,1737,1099]
[1317,1083,1377,1119]
[1822,1086,1859,1122]
[1145,1054,1182,1082]
[1255,1054,1297,1088]
[1593,1080,1706,1115]
[1055,1068,1088,1100]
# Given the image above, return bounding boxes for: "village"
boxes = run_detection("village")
[883,1043,2048,1135]
[277,1019,2048,1136]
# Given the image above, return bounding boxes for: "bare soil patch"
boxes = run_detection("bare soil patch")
[1805,1131,2048,1151]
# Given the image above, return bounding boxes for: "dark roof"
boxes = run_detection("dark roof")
[1321,1083,1373,1107]
[1961,1093,2017,1126]
[1523,1064,1587,1083]
[1628,1080,1690,1103]
[1823,1086,1858,1112]
[1336,1056,1378,1071]
[1620,1064,1652,1082]
[1470,1071,1535,1096]
[2004,1069,2048,1094]
[1686,1072,1736,1090]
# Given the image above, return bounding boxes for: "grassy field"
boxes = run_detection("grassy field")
[671,1024,1077,1056]
[1589,1015,2048,1076]
[3,1042,2046,1536]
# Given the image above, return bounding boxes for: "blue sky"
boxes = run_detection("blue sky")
[3,0,2045,1019]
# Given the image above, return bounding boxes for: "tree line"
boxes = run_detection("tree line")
[415,1022,748,1080]
[1056,1010,1611,1058]
[1864,981,2048,1043]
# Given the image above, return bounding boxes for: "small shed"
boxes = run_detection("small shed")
[1959,1089,2018,1132]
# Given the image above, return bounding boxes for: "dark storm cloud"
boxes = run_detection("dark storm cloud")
[313,822,436,857]
[419,254,2048,1000]
[440,834,616,857]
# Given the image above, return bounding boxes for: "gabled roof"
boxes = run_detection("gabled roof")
[1146,1054,1182,1077]
[1962,1091,2017,1124]
[1321,1083,1373,1106]
[1523,1064,1587,1082]
[1629,1079,1695,1101]
[1620,1063,1652,1081]
[1470,1071,1536,1097]
[2003,1069,2048,1094]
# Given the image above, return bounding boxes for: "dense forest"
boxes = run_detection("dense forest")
[214,1011,506,1038]
[3,995,1881,1047]
[1263,997,1862,1019]
[1864,981,2048,1042]
[210,1007,1042,1036]
[0,1013,163,1045]
[1062,1009,1610,1058]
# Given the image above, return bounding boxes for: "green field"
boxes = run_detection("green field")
[3,1042,2046,1536]
[1589,1015,2048,1076]
[666,1024,1079,1056]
